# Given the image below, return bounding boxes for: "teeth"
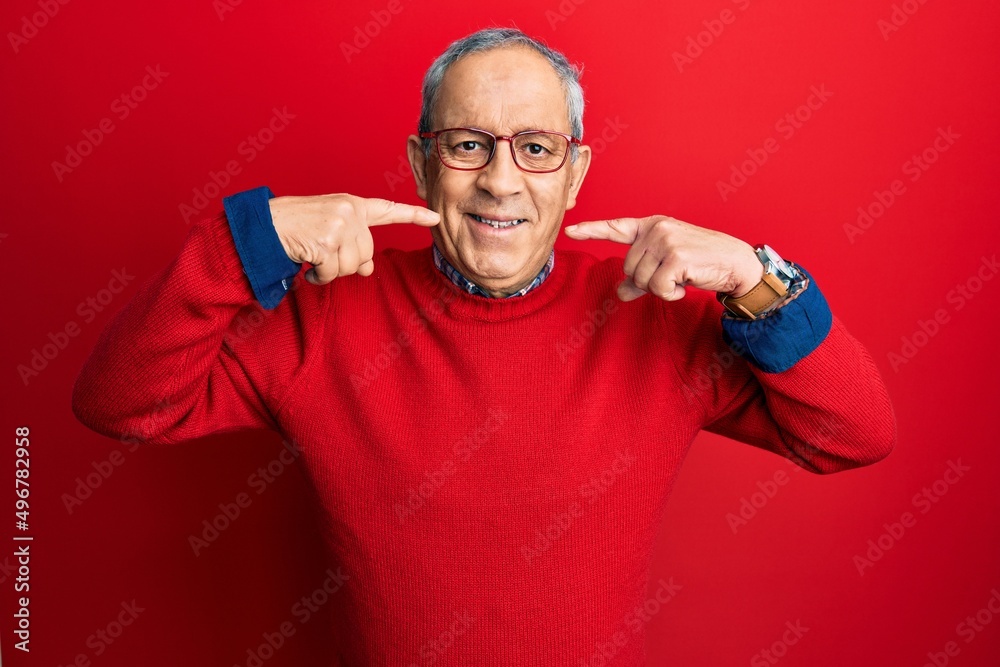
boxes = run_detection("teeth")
[472,214,526,229]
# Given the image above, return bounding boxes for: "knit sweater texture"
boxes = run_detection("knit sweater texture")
[72,211,896,665]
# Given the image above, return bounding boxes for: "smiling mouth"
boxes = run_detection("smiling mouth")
[468,213,528,229]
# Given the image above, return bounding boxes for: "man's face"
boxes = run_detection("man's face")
[407,46,591,297]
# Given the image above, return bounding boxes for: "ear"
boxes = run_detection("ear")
[564,143,592,210]
[406,134,429,201]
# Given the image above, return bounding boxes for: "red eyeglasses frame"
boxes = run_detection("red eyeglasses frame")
[419,127,582,174]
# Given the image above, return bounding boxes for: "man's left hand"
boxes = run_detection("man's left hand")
[564,216,764,302]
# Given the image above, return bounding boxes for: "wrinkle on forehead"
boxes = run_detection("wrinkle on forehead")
[434,46,571,136]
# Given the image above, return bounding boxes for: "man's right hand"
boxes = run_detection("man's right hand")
[269,194,440,285]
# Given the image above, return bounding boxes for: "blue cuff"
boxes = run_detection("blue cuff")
[720,263,833,373]
[223,186,301,310]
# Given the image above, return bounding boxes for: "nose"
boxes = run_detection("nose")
[475,138,525,198]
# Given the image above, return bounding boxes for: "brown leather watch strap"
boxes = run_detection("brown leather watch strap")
[716,271,789,320]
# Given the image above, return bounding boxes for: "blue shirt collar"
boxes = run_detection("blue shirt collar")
[431,242,554,298]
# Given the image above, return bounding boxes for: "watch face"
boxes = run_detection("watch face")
[758,244,797,281]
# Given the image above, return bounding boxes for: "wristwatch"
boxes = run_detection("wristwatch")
[716,244,798,320]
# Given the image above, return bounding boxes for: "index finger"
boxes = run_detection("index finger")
[564,218,641,245]
[364,198,441,227]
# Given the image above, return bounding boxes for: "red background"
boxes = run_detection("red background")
[2,0,999,665]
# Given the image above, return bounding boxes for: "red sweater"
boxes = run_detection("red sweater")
[73,212,895,665]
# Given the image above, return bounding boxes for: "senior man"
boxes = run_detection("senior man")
[73,28,895,665]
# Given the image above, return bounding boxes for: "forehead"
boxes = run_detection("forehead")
[433,46,570,133]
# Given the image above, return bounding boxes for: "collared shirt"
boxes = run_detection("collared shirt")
[431,242,555,298]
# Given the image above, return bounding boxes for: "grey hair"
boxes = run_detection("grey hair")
[418,27,585,162]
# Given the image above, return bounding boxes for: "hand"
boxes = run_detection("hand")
[269,194,440,285]
[564,216,762,302]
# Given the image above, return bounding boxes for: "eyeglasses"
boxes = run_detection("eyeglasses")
[420,127,581,174]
